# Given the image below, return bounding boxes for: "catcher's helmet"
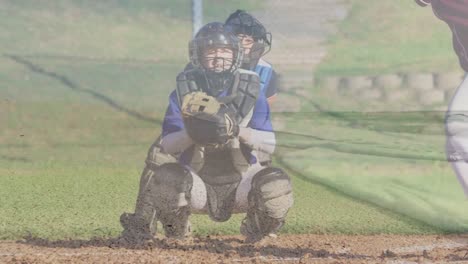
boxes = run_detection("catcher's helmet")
[225,10,272,69]
[189,22,243,74]
[189,22,243,96]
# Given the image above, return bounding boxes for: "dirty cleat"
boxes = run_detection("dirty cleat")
[119,213,156,245]
[163,219,192,240]
[240,217,278,244]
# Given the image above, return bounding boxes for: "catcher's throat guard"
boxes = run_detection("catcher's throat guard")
[176,68,260,124]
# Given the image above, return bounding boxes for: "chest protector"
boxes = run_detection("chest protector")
[176,69,260,125]
[176,69,260,222]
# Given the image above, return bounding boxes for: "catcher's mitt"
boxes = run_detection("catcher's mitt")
[181,92,239,146]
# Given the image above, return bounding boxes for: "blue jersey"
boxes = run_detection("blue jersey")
[162,89,273,165]
[255,59,278,99]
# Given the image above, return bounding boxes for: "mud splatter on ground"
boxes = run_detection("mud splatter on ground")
[2,234,468,263]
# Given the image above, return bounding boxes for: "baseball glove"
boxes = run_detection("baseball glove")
[181,92,239,146]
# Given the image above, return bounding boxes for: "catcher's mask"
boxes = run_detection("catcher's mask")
[225,10,272,70]
[189,22,243,96]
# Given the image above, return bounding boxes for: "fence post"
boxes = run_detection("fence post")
[192,0,203,38]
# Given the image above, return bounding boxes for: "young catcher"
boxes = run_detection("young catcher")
[120,22,293,243]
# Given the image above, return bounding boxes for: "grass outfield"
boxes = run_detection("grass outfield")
[297,0,468,233]
[278,109,468,233]
[0,58,449,239]
[315,0,461,76]
[1,100,440,240]
[0,0,262,62]
[1,53,442,239]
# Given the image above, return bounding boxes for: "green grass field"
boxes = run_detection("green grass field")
[1,0,468,241]
[0,0,262,61]
[316,0,461,76]
[1,101,445,240]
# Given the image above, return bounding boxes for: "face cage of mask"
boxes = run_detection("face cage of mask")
[226,13,272,58]
[237,30,272,58]
[202,56,235,74]
[189,38,244,74]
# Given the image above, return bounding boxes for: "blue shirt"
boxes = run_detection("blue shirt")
[255,59,278,99]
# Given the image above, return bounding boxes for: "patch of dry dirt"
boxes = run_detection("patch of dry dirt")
[1,234,468,263]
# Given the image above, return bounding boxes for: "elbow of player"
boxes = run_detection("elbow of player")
[261,135,276,154]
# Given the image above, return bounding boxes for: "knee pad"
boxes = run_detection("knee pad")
[250,167,293,219]
[150,163,193,238]
[150,163,193,211]
[242,167,293,238]
[134,140,178,218]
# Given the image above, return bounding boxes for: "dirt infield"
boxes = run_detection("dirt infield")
[1,234,467,263]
